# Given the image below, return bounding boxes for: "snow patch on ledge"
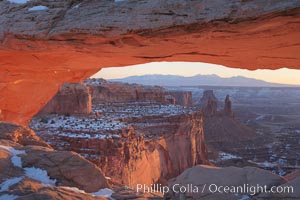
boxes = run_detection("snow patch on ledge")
[0,145,25,168]
[93,188,114,198]
[24,167,56,186]
[218,152,241,160]
[28,6,48,11]
[0,177,23,192]
[62,186,114,198]
[7,0,30,4]
[72,3,81,9]
[0,194,19,200]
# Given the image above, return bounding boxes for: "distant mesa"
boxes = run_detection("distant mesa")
[39,79,193,116]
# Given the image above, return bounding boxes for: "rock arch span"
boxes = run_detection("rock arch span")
[0,0,299,124]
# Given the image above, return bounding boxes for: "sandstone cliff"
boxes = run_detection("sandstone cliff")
[224,95,234,117]
[38,83,92,115]
[32,113,208,186]
[1,0,299,124]
[86,79,166,104]
[86,78,193,106]
[167,91,193,107]
[199,90,218,109]
[200,90,257,162]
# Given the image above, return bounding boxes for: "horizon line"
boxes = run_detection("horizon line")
[101,73,300,87]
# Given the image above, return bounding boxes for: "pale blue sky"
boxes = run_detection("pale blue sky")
[92,62,300,85]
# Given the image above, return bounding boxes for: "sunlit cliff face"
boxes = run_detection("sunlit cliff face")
[0,0,299,125]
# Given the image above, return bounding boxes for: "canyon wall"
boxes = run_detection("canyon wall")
[167,91,193,107]
[36,112,208,187]
[0,0,299,124]
[200,90,257,161]
[86,79,192,106]
[86,79,166,104]
[38,83,91,115]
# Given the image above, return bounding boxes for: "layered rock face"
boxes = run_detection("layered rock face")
[200,90,234,117]
[202,98,218,116]
[1,0,299,125]
[167,91,193,107]
[200,90,257,162]
[224,95,234,117]
[199,90,218,109]
[29,79,207,187]
[86,78,193,106]
[30,102,208,187]
[0,122,49,147]
[38,83,92,115]
[86,79,166,104]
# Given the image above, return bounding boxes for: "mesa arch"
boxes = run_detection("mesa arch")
[0,0,300,125]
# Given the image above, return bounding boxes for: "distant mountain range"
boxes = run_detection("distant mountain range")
[110,74,299,87]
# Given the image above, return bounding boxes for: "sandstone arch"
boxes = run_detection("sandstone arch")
[0,0,299,125]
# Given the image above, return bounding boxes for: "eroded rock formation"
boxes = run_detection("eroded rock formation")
[200,90,257,162]
[0,122,111,199]
[86,78,193,107]
[38,83,92,115]
[202,98,218,116]
[200,90,218,109]
[86,79,166,104]
[167,91,193,107]
[224,95,234,117]
[32,110,208,187]
[0,122,49,147]
[0,0,299,124]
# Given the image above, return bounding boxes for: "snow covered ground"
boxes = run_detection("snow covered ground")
[218,152,241,161]
[28,5,48,11]
[30,102,194,140]
[7,0,30,4]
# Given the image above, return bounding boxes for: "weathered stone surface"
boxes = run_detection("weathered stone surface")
[200,90,218,109]
[224,95,234,117]
[20,145,109,193]
[200,90,257,161]
[167,91,193,107]
[0,122,50,147]
[38,82,92,116]
[86,79,166,104]
[167,165,286,199]
[255,175,300,199]
[9,178,107,200]
[37,112,208,187]
[0,138,110,198]
[0,0,299,124]
[203,97,218,116]
[86,78,192,106]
